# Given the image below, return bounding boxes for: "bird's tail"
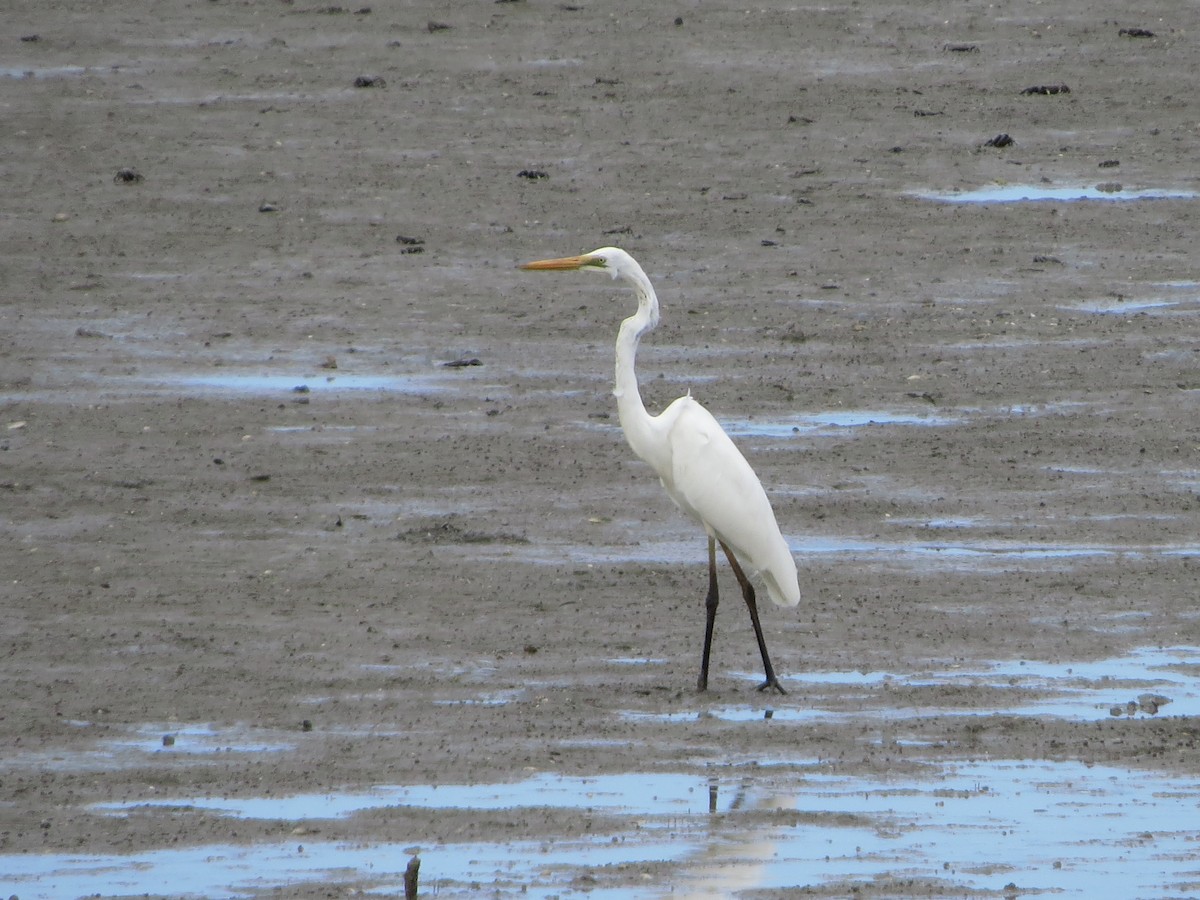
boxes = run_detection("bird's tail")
[762,564,801,608]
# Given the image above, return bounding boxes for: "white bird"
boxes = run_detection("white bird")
[520,247,800,693]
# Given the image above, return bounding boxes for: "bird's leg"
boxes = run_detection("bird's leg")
[718,541,787,694]
[697,536,719,692]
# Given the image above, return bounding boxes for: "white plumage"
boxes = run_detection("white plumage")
[521,246,799,692]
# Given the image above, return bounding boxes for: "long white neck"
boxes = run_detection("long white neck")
[612,263,661,461]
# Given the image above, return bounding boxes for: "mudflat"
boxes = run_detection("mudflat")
[3,1,1199,897]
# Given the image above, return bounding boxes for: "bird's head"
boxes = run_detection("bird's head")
[520,246,658,328]
[519,246,637,282]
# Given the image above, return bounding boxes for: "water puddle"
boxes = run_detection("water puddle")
[3,835,682,900]
[608,656,670,666]
[466,504,1200,584]
[431,688,526,707]
[683,758,1200,899]
[92,772,731,821]
[919,184,1198,203]
[1067,297,1195,315]
[5,368,462,404]
[626,645,1200,724]
[724,409,953,437]
[265,424,372,434]
[575,409,954,439]
[149,371,449,394]
[483,533,1186,570]
[108,722,297,755]
[0,722,294,774]
[959,648,1200,717]
[0,65,91,79]
[797,534,1119,561]
[11,756,1197,897]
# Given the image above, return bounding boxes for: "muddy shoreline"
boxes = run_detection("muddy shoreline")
[3,1,1200,897]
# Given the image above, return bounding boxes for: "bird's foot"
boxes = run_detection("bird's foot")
[757,677,787,695]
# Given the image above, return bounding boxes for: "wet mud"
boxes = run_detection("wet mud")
[3,0,1200,897]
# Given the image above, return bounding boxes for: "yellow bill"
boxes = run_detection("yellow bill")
[520,254,603,271]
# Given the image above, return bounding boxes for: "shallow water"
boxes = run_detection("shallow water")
[0,65,91,78]
[0,722,295,774]
[24,647,1191,896]
[92,771,727,821]
[151,371,447,394]
[1068,297,1194,314]
[704,758,1200,898]
[919,184,1198,203]
[14,753,1198,898]
[0,369,458,404]
[480,532,1194,570]
[107,722,296,755]
[724,409,954,437]
[628,645,1200,723]
[4,834,682,900]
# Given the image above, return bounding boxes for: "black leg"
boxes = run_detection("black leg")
[697,536,719,692]
[719,540,787,694]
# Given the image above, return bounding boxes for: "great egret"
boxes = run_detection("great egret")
[520,247,800,693]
